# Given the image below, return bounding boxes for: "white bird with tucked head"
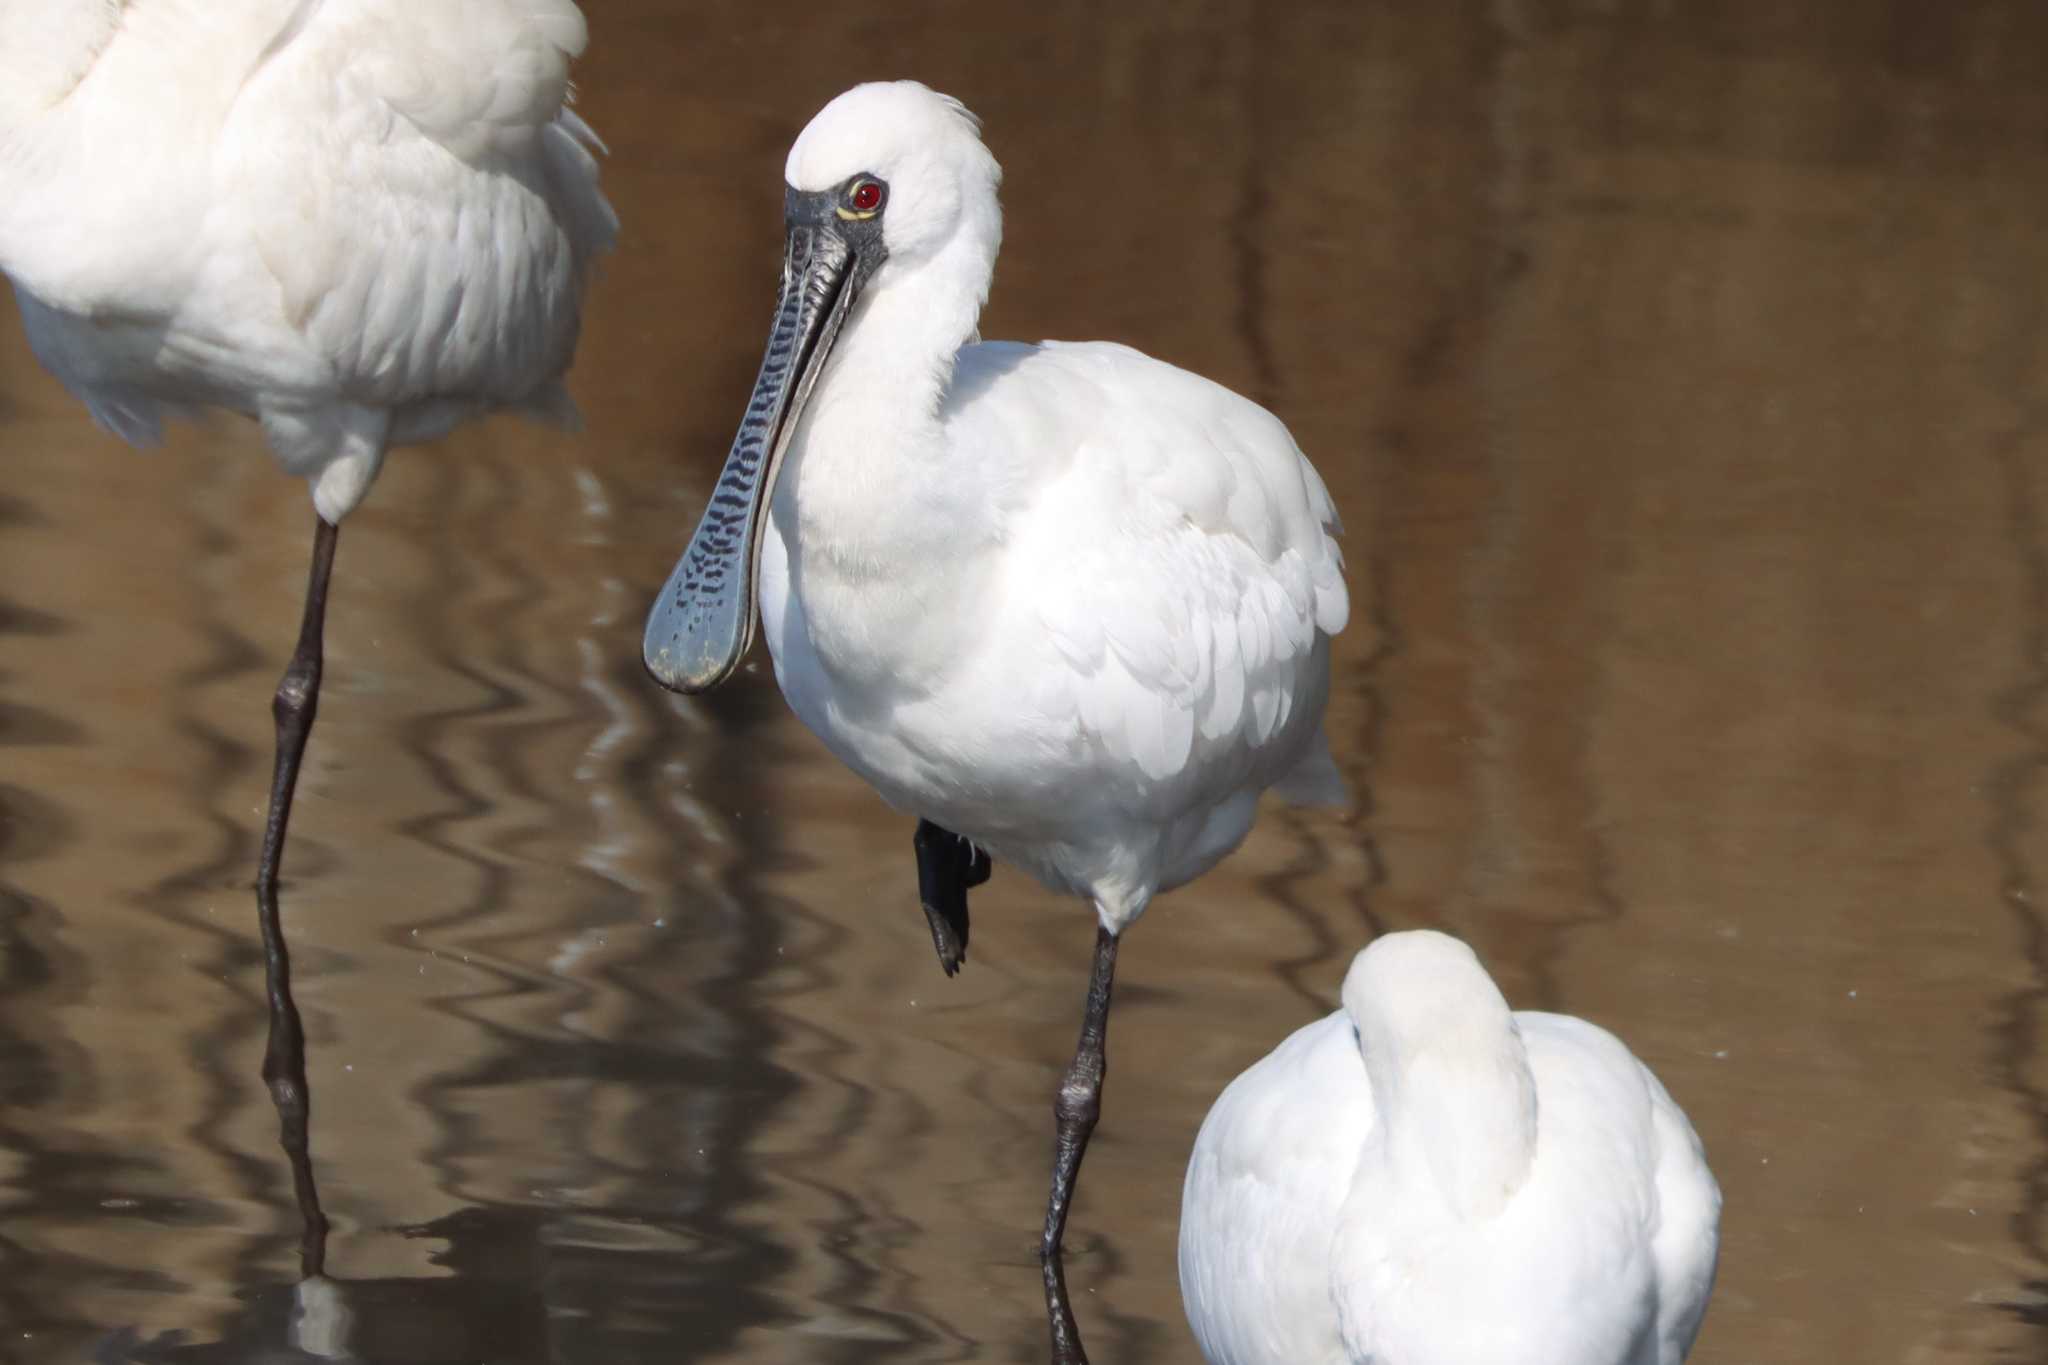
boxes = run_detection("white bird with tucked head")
[1179,931,1722,1365]
[0,0,614,1124]
[642,80,1347,1362]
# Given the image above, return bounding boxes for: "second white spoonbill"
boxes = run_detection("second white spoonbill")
[0,1,615,1133]
[642,81,1348,1362]
[1179,930,1722,1365]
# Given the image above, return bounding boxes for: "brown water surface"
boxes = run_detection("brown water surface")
[4,2,2047,1360]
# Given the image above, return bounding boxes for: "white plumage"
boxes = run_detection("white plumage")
[0,0,613,1156]
[0,0,615,518]
[753,85,1349,934]
[1179,931,1722,1365]
[641,82,1345,1359]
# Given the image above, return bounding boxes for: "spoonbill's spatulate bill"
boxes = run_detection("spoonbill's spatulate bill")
[1179,931,1723,1365]
[0,0,616,1155]
[642,81,1349,1362]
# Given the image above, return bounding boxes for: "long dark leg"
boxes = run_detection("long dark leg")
[913,819,990,977]
[1041,924,1120,1365]
[282,1082,328,1280]
[257,515,338,1278]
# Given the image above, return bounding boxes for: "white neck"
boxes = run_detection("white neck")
[790,216,997,533]
[773,214,1003,681]
[1355,996,1539,1221]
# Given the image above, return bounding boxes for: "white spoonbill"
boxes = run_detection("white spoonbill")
[1179,930,1722,1365]
[641,81,1348,1362]
[0,1,615,1124]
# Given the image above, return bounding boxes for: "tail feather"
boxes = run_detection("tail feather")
[1270,727,1349,808]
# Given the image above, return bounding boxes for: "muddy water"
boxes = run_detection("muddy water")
[4,2,2047,1361]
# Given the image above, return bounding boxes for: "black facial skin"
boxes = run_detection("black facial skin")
[784,172,890,252]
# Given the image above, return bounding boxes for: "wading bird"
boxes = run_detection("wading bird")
[0,1,615,1138]
[642,81,1347,1362]
[1179,931,1722,1365]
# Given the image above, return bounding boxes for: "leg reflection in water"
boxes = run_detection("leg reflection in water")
[265,960,351,1359]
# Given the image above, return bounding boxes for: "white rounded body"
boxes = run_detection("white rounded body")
[1179,933,1722,1365]
[0,0,616,520]
[760,339,1347,931]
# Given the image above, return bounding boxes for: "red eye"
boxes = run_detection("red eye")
[850,180,883,213]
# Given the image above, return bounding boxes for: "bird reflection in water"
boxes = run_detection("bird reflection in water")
[88,1029,550,1363]
[273,1021,343,1360]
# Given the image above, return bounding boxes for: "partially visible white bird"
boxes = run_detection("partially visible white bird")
[0,0,615,1110]
[640,82,1347,1363]
[1179,930,1722,1365]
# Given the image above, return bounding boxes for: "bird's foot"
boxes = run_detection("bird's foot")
[923,903,968,977]
[913,819,989,976]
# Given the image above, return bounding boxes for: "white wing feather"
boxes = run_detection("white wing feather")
[1180,1011,1371,1365]
[1644,1068,1723,1363]
[961,342,1347,803]
[225,0,617,408]
[0,0,615,477]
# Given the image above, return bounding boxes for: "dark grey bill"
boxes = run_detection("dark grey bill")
[643,187,885,693]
